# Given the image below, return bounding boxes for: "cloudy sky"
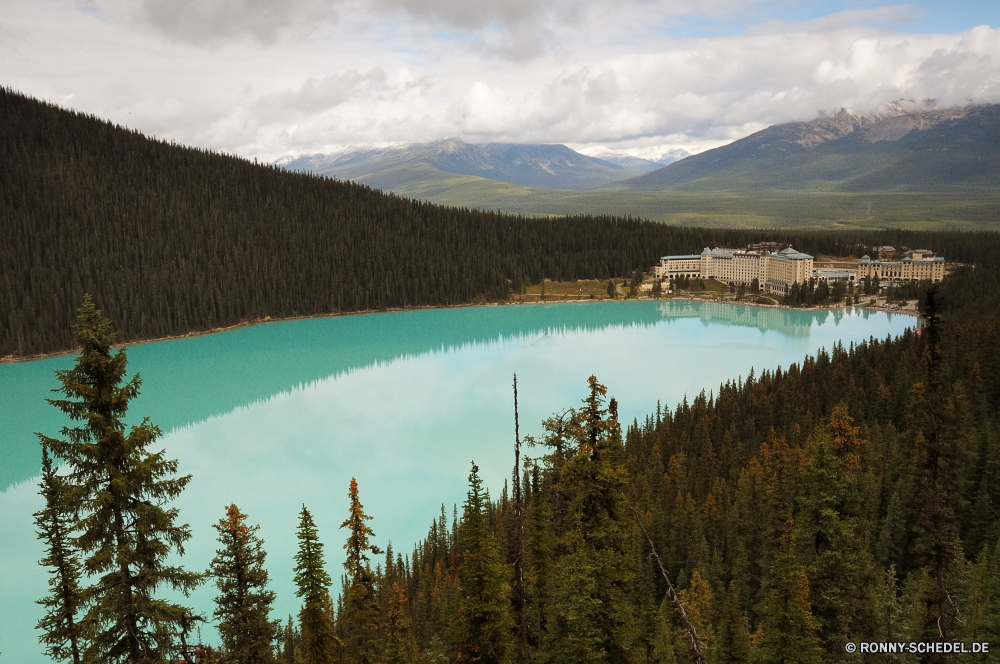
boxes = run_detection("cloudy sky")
[2,0,998,160]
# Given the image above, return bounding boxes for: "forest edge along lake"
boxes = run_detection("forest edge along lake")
[0,299,913,662]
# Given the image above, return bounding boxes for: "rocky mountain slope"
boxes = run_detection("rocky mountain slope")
[614,102,1000,192]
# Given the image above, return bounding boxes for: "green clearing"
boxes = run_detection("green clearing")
[389,170,999,230]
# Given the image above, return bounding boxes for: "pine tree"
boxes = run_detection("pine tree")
[910,286,966,637]
[678,571,714,661]
[293,506,339,664]
[209,504,279,663]
[756,523,823,664]
[383,582,419,664]
[961,534,1000,648]
[797,415,877,656]
[278,616,299,664]
[510,374,529,661]
[715,581,752,664]
[547,377,637,663]
[39,296,202,664]
[338,477,384,664]
[34,445,87,664]
[525,462,553,654]
[457,462,513,663]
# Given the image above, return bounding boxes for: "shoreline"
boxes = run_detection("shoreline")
[0,294,920,365]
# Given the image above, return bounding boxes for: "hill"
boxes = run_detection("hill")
[615,103,1000,192]
[2,88,691,357]
[273,105,1000,229]
[276,138,656,190]
[5,86,1000,357]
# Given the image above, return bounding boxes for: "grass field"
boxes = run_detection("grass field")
[514,278,734,302]
[516,279,612,301]
[387,171,1000,231]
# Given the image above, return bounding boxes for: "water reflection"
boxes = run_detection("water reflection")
[0,301,868,491]
[0,301,913,662]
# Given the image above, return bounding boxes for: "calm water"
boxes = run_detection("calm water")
[0,300,913,661]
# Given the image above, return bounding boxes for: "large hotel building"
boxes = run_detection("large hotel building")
[655,246,815,296]
[655,246,946,296]
[856,250,945,282]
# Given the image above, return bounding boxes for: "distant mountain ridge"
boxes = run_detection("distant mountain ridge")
[277,103,998,197]
[577,145,690,171]
[276,138,670,190]
[613,102,1000,192]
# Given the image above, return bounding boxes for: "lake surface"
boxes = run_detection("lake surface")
[0,300,913,661]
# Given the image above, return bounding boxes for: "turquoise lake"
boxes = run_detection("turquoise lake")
[0,300,914,661]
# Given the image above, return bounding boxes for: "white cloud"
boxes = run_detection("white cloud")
[1,0,998,161]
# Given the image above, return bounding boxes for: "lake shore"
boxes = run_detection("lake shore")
[0,292,920,365]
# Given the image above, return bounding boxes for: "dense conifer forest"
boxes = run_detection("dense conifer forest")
[15,85,1000,662]
[2,86,998,358]
[323,239,1000,663]
[35,255,1000,662]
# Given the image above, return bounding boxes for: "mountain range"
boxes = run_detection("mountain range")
[275,138,685,191]
[277,102,999,199]
[617,102,1000,192]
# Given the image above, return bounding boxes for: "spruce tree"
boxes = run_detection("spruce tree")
[457,462,513,663]
[293,506,339,664]
[34,445,87,664]
[39,296,202,664]
[716,581,752,664]
[961,534,1000,648]
[547,377,637,662]
[278,616,299,664]
[209,504,279,663]
[525,462,553,654]
[510,374,529,660]
[797,416,877,656]
[338,477,384,664]
[910,286,966,637]
[383,581,419,664]
[756,523,823,664]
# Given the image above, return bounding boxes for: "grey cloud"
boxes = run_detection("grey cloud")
[253,69,390,121]
[748,5,916,35]
[584,71,621,105]
[13,0,998,161]
[371,0,544,31]
[136,0,339,45]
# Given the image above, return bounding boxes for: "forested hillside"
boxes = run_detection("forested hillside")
[31,239,1000,663]
[5,86,1000,359]
[332,236,1000,663]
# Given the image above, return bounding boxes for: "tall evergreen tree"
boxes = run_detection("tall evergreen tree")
[383,581,419,664]
[910,285,966,638]
[715,581,752,664]
[293,506,339,664]
[277,616,299,664]
[338,477,384,664]
[510,374,529,661]
[457,462,513,663]
[209,504,279,663]
[547,377,637,663]
[34,445,87,664]
[796,413,878,657]
[39,296,202,664]
[756,523,823,664]
[524,462,553,654]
